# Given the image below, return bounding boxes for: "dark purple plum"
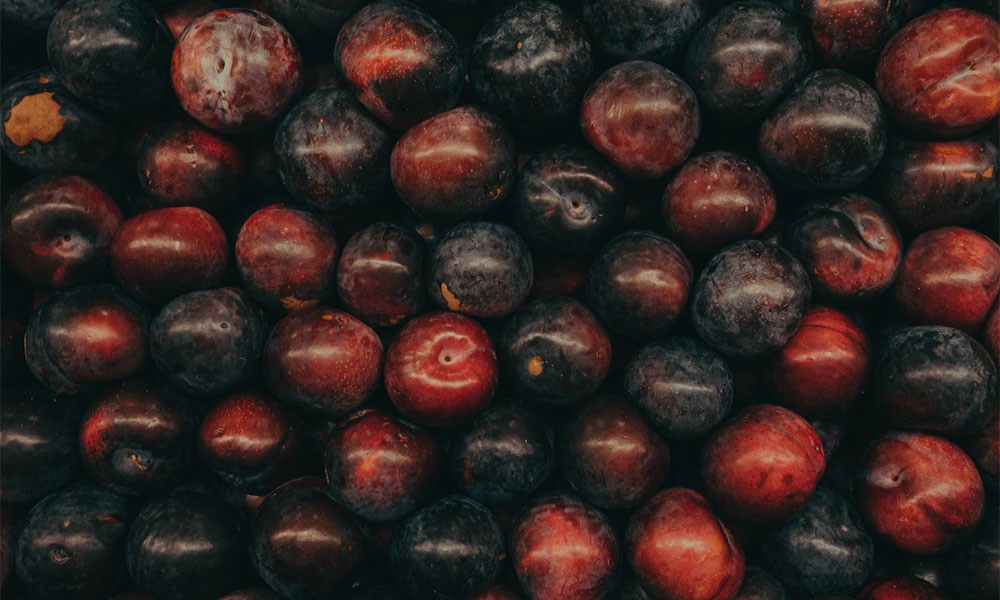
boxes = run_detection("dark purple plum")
[470,0,592,130]
[14,486,129,600]
[274,88,393,212]
[685,1,812,123]
[691,240,811,359]
[759,69,886,192]
[581,0,703,64]
[1,0,66,38]
[500,297,612,406]
[427,221,533,319]
[390,495,504,599]
[46,0,173,115]
[250,0,365,52]
[948,511,999,600]
[512,145,626,256]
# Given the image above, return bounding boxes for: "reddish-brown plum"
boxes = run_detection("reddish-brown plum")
[560,395,670,510]
[110,206,229,305]
[512,494,621,600]
[171,8,303,134]
[198,391,303,495]
[784,194,903,303]
[858,575,947,600]
[324,409,441,522]
[857,432,985,555]
[235,204,338,312]
[2,175,122,289]
[385,312,498,428]
[627,487,745,600]
[582,0,704,64]
[24,284,148,394]
[892,227,1000,333]
[581,61,700,181]
[662,152,776,255]
[391,106,515,221]
[875,8,1000,137]
[764,306,871,416]
[802,0,890,68]
[336,222,425,327]
[264,306,383,418]
[0,388,80,503]
[586,231,693,340]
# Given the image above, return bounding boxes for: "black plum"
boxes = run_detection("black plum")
[582,0,703,64]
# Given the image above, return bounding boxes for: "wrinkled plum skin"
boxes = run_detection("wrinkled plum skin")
[171,8,303,134]
[337,223,426,327]
[802,0,890,68]
[391,106,515,221]
[500,297,612,406]
[762,487,874,596]
[948,511,1000,600]
[449,401,555,506]
[274,88,393,212]
[24,285,149,394]
[586,231,692,340]
[46,0,174,115]
[560,395,670,509]
[138,120,244,213]
[470,1,592,131]
[764,306,871,417]
[79,381,201,496]
[582,0,703,64]
[858,575,947,600]
[335,1,463,131]
[691,240,811,359]
[2,175,122,289]
[857,432,985,555]
[625,336,733,441]
[111,207,230,305]
[428,221,533,319]
[892,227,1000,333]
[14,486,129,600]
[264,307,383,418]
[324,410,441,522]
[784,194,903,303]
[127,492,248,600]
[872,326,997,437]
[150,287,267,397]
[1,70,117,174]
[0,388,80,503]
[512,494,621,600]
[627,488,745,600]
[759,69,886,192]
[250,477,367,599]
[876,9,1000,138]
[235,204,339,312]
[581,61,700,181]
[685,1,812,123]
[734,567,790,600]
[390,496,505,599]
[512,145,626,256]
[869,137,999,231]
[662,151,776,255]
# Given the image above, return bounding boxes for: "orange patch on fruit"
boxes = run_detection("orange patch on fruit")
[4,91,66,146]
[528,355,543,376]
[440,282,461,310]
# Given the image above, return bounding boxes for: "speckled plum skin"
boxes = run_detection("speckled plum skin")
[627,488,745,600]
[274,88,393,212]
[662,152,776,255]
[324,409,441,522]
[762,487,874,596]
[512,494,621,600]
[581,61,700,181]
[264,307,383,418]
[892,227,1000,333]
[801,0,891,68]
[784,194,903,303]
[759,69,886,192]
[335,1,464,131]
[856,432,985,555]
[690,241,811,359]
[685,1,812,123]
[171,8,303,134]
[471,1,592,131]
[875,8,1000,138]
[391,106,515,221]
[582,0,703,64]
[625,337,734,442]
[872,326,997,437]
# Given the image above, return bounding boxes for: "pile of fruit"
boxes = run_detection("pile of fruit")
[1,0,997,598]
